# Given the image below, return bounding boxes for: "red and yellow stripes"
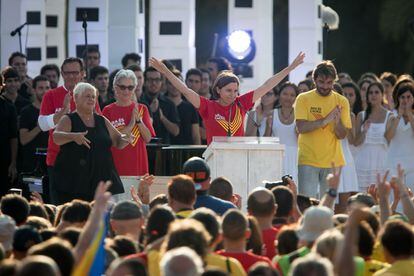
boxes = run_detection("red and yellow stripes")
[216,107,243,136]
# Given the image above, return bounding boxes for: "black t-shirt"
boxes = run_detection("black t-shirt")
[15,95,31,115]
[171,100,199,145]
[0,97,18,164]
[141,93,180,144]
[18,105,49,172]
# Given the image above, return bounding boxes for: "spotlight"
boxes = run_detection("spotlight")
[222,30,256,64]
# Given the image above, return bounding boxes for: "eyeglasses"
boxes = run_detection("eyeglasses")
[117,84,135,91]
[146,78,162,83]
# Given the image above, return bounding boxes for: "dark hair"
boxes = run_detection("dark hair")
[149,194,168,210]
[88,65,109,81]
[58,227,81,247]
[207,57,232,72]
[186,68,203,81]
[200,68,211,79]
[143,66,161,80]
[44,205,56,226]
[312,60,337,82]
[40,229,57,242]
[222,209,247,241]
[333,82,343,94]
[82,46,100,59]
[358,222,375,258]
[16,255,59,276]
[246,216,263,255]
[32,75,49,89]
[392,75,413,106]
[298,79,315,92]
[28,202,49,220]
[2,67,20,81]
[167,175,196,205]
[108,235,138,257]
[190,208,220,246]
[271,186,293,217]
[363,82,384,123]
[121,53,141,68]
[126,64,142,73]
[110,258,147,276]
[211,71,239,99]
[209,177,233,201]
[395,82,414,110]
[342,82,363,115]
[381,220,414,257]
[359,72,380,84]
[279,81,299,96]
[380,72,397,86]
[28,237,74,276]
[1,194,30,225]
[40,64,60,78]
[8,52,26,66]
[61,200,91,224]
[146,206,176,245]
[108,69,121,97]
[61,57,84,72]
[277,225,298,255]
[54,203,69,227]
[357,78,374,91]
[247,189,276,217]
[25,216,52,231]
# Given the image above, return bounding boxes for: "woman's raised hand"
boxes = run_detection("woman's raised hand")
[289,52,305,70]
[149,57,167,73]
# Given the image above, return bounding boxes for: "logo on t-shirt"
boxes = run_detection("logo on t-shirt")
[215,107,243,136]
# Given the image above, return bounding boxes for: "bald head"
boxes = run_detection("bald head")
[247,188,277,217]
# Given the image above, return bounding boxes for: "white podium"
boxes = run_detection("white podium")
[203,137,285,208]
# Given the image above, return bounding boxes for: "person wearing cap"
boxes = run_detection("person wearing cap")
[12,225,43,260]
[110,200,144,243]
[182,157,236,216]
[275,206,334,275]
[0,214,16,258]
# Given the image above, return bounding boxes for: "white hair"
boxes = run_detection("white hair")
[73,82,97,97]
[160,247,204,276]
[290,253,334,276]
[113,69,137,88]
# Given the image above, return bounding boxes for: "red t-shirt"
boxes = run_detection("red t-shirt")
[262,227,279,260]
[216,250,272,272]
[39,86,101,166]
[198,91,255,144]
[102,102,155,176]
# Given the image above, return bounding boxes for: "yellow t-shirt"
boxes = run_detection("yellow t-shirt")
[205,253,247,276]
[294,89,351,168]
[364,259,390,276]
[373,259,414,276]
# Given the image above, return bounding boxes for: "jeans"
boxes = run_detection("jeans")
[298,165,332,199]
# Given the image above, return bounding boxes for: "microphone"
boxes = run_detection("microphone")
[236,99,261,128]
[10,22,27,36]
[82,12,88,29]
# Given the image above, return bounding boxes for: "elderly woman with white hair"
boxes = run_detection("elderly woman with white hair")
[53,82,133,204]
[102,69,155,177]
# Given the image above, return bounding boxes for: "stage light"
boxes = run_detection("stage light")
[222,30,256,64]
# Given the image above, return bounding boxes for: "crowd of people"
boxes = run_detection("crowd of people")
[0,47,414,275]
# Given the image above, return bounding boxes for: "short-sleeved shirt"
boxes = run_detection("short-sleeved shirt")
[195,190,236,216]
[198,91,254,144]
[262,227,279,260]
[141,93,180,144]
[171,100,199,145]
[294,89,351,168]
[0,97,18,163]
[216,250,272,272]
[374,260,414,276]
[19,105,49,172]
[103,102,155,176]
[40,86,102,166]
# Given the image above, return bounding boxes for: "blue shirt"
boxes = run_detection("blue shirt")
[195,190,236,215]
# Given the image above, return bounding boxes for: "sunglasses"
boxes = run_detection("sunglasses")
[117,84,135,91]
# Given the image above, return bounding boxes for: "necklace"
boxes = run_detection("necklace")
[280,108,293,121]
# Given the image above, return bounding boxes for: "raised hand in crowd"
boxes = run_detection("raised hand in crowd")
[130,173,154,207]
[394,164,414,224]
[376,170,390,225]
[320,163,341,209]
[30,191,44,204]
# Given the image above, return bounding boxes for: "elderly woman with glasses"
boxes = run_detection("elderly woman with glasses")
[53,82,133,204]
[103,69,155,177]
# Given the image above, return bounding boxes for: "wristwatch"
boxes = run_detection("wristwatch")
[326,188,337,198]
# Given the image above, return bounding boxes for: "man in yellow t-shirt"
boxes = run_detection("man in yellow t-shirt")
[294,61,351,198]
